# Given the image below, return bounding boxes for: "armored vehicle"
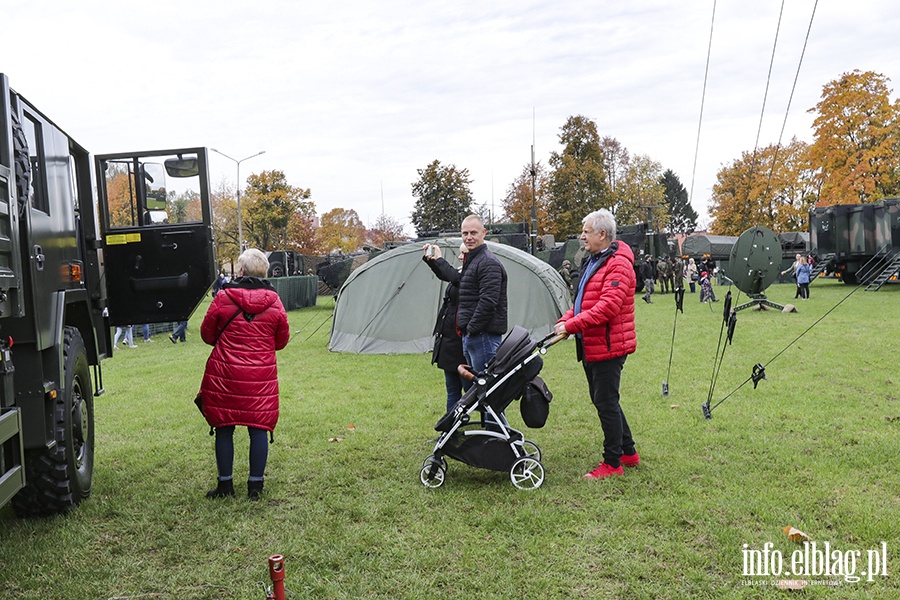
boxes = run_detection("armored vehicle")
[0,74,215,516]
[809,199,900,288]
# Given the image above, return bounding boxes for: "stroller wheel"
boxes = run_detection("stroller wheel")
[521,440,541,461]
[510,457,544,490]
[420,463,446,488]
[422,454,448,472]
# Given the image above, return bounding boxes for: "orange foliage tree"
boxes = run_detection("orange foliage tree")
[808,70,900,205]
[501,161,550,233]
[709,138,817,235]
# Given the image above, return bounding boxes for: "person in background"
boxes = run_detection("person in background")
[796,255,811,300]
[686,258,698,294]
[142,324,152,343]
[170,321,188,343]
[423,242,471,412]
[200,248,290,501]
[113,325,136,350]
[781,253,803,299]
[559,260,575,301]
[553,208,639,479]
[639,256,655,304]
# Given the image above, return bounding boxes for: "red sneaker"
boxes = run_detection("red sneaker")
[620,452,640,467]
[583,462,623,479]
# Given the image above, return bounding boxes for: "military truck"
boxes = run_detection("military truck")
[266,250,303,278]
[809,199,900,287]
[536,222,675,292]
[0,74,215,517]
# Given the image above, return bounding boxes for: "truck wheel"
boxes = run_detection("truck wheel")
[11,327,94,516]
[268,262,285,278]
[841,272,858,285]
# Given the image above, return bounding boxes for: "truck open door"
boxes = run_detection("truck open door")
[95,148,216,325]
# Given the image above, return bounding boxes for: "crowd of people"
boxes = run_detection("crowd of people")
[185,217,820,500]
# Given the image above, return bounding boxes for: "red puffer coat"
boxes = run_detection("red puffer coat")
[200,278,290,431]
[557,242,637,362]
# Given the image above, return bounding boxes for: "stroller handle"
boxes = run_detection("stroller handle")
[539,332,569,348]
[457,364,476,382]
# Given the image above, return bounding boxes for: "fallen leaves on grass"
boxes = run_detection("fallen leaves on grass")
[782,526,810,543]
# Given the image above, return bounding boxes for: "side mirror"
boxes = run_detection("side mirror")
[164,156,199,178]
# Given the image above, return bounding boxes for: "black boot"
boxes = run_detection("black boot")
[247,479,264,501]
[206,478,235,499]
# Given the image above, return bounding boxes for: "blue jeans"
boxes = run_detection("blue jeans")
[443,369,472,413]
[462,332,503,374]
[214,426,269,481]
[172,320,188,342]
[463,332,504,426]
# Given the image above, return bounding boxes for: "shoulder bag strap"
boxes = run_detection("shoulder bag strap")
[214,307,244,345]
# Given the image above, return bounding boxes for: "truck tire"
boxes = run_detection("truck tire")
[11,327,94,516]
[268,261,285,278]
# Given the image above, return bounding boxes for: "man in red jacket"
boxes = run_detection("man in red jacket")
[553,208,639,479]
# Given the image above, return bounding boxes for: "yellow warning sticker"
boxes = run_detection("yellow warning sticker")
[106,233,142,245]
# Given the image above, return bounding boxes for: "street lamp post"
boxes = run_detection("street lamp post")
[211,148,266,254]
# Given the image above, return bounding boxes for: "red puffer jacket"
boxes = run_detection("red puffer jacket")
[557,242,637,362]
[200,278,290,431]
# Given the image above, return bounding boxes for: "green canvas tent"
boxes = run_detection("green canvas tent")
[680,234,737,260]
[329,239,571,354]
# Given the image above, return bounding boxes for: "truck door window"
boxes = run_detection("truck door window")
[102,156,203,229]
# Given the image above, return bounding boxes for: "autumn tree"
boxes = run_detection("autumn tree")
[600,136,630,198]
[410,160,474,233]
[242,170,312,251]
[500,161,550,233]
[546,115,611,237]
[317,208,366,253]
[168,189,202,224]
[612,153,669,229]
[286,203,320,254]
[210,177,239,261]
[367,213,407,248]
[660,169,698,233]
[808,70,900,205]
[709,139,817,235]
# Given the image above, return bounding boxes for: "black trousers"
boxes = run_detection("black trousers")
[583,355,634,468]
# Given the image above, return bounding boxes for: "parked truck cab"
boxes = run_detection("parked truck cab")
[0,73,216,517]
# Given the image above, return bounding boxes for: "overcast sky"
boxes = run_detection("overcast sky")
[5,1,899,234]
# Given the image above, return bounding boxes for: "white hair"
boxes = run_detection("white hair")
[583,209,616,240]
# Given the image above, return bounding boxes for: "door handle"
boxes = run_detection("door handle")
[33,245,45,270]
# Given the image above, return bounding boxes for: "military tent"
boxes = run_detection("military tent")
[329,239,571,354]
[681,234,737,260]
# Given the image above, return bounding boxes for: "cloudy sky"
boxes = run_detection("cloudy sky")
[5,1,898,234]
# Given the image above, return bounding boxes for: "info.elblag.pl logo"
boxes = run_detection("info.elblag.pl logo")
[742,541,889,585]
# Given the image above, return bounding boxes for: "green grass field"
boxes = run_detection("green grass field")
[1,279,898,599]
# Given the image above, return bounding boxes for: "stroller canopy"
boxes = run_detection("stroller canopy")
[329,240,571,354]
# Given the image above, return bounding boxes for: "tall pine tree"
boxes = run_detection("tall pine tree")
[660,169,698,233]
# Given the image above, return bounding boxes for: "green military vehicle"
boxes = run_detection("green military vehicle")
[536,222,675,292]
[0,74,216,517]
[809,199,900,288]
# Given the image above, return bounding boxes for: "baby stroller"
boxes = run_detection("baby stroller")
[420,326,563,490]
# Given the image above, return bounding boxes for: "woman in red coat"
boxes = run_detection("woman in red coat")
[201,249,290,500]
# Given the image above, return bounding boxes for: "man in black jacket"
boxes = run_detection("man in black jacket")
[458,215,508,377]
